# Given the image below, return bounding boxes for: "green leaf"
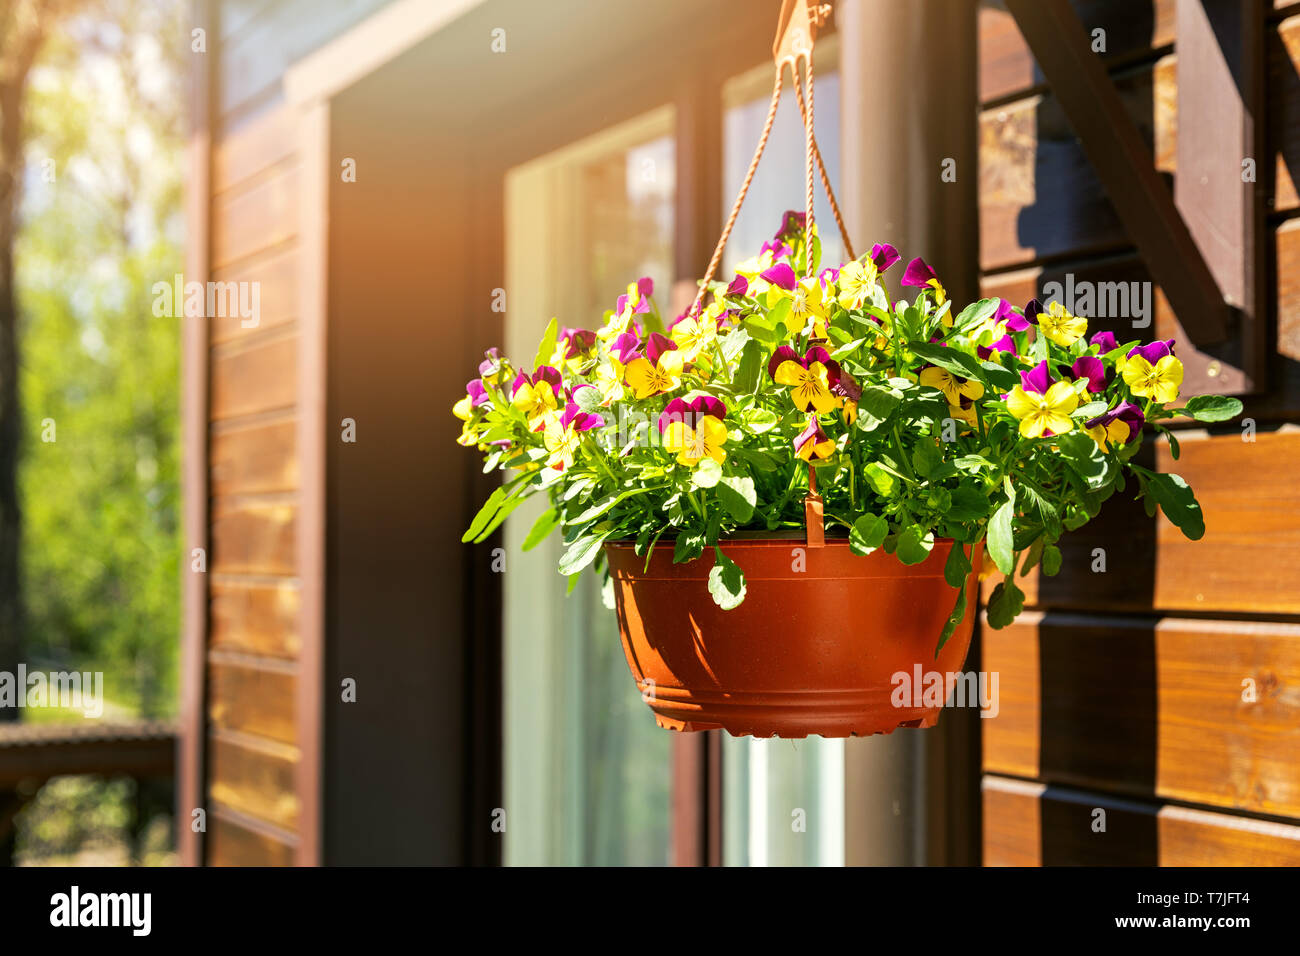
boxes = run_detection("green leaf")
[717,476,757,522]
[896,527,935,565]
[849,512,888,555]
[953,297,999,333]
[521,507,560,552]
[673,530,705,564]
[734,339,763,393]
[1182,395,1243,423]
[854,383,903,433]
[911,439,942,479]
[935,582,969,655]
[470,486,531,543]
[987,491,1017,575]
[948,483,990,522]
[908,342,986,385]
[979,361,1019,392]
[707,548,747,610]
[1056,430,1110,487]
[692,458,723,489]
[463,484,509,543]
[1145,472,1205,540]
[533,316,559,370]
[985,579,1026,629]
[1042,544,1062,577]
[944,542,972,588]
[558,528,612,576]
[862,462,899,498]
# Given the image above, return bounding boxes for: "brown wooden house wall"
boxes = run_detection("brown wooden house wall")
[976,0,1300,865]
[187,0,391,867]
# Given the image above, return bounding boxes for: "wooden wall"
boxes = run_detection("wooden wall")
[976,0,1300,866]
[194,0,391,866]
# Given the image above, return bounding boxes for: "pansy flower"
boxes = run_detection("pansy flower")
[775,210,806,243]
[976,334,1016,360]
[669,308,718,362]
[1070,356,1107,393]
[660,396,728,467]
[1006,362,1079,438]
[1122,349,1183,404]
[543,403,605,472]
[793,419,836,461]
[836,257,879,311]
[549,327,597,372]
[948,394,980,429]
[478,348,507,385]
[732,244,787,298]
[511,366,564,431]
[776,274,831,337]
[725,274,749,298]
[1090,330,1119,354]
[598,277,654,341]
[769,345,841,413]
[920,366,985,406]
[1116,338,1176,374]
[831,370,861,426]
[1034,299,1088,347]
[624,333,684,398]
[902,257,947,307]
[1084,401,1144,452]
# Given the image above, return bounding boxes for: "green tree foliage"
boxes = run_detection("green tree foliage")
[16,0,184,717]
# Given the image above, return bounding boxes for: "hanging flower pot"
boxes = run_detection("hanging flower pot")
[607,536,984,738]
[452,0,1241,738]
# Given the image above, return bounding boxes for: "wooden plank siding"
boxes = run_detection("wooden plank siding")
[977,1,1300,866]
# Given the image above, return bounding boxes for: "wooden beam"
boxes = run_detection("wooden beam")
[1005,0,1233,346]
[1175,0,1267,393]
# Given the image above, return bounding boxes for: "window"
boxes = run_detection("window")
[502,108,675,865]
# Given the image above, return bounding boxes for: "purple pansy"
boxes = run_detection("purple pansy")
[996,298,1030,333]
[767,344,839,382]
[559,402,605,433]
[761,238,793,259]
[775,210,806,241]
[1126,339,1176,364]
[1085,401,1145,444]
[1020,359,1055,395]
[901,257,938,288]
[1090,330,1119,353]
[511,365,563,398]
[657,395,727,434]
[1070,356,1108,393]
[479,348,504,379]
[614,277,654,317]
[644,332,678,366]
[467,379,490,407]
[760,261,798,291]
[558,327,596,358]
[1024,298,1044,324]
[977,334,1016,360]
[869,242,901,273]
[725,274,749,297]
[610,331,641,365]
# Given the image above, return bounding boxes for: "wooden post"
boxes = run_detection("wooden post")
[839,0,982,866]
[178,0,215,868]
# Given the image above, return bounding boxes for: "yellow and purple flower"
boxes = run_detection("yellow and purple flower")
[1006,361,1079,438]
[624,332,684,398]
[1091,330,1120,354]
[1084,401,1144,452]
[660,395,728,467]
[769,345,841,413]
[920,365,985,405]
[511,366,564,431]
[543,402,606,472]
[793,418,836,461]
[901,256,947,307]
[1029,298,1087,347]
[1122,345,1183,404]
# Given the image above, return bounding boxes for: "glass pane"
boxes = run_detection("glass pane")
[503,108,675,866]
[720,45,847,868]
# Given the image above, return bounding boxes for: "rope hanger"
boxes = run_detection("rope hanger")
[690,0,856,548]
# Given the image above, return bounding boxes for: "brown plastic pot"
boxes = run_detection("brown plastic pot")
[606,534,983,738]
